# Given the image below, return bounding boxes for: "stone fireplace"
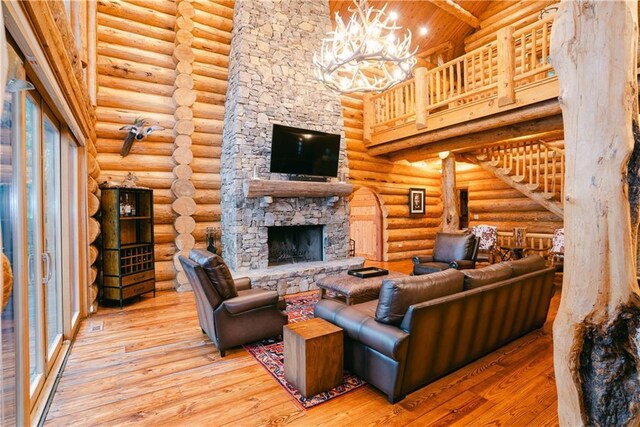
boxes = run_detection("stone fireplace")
[268,225,323,266]
[220,0,363,294]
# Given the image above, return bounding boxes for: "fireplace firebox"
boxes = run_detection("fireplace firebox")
[267,225,323,266]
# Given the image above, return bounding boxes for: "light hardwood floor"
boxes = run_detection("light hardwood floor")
[45,262,561,426]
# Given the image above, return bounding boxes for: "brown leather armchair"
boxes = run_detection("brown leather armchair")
[412,232,479,275]
[179,249,288,357]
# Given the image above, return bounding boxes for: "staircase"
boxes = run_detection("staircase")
[464,141,564,219]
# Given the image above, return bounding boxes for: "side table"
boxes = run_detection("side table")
[499,245,527,261]
[283,318,343,398]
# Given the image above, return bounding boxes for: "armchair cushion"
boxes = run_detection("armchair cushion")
[449,259,476,270]
[375,269,464,325]
[432,232,476,263]
[413,262,451,275]
[412,255,433,265]
[223,288,279,315]
[462,263,512,290]
[507,254,546,277]
[234,277,252,291]
[190,249,238,300]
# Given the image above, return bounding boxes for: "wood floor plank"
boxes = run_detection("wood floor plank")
[44,264,562,426]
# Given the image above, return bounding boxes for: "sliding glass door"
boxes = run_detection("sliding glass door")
[25,92,63,402]
[2,20,87,425]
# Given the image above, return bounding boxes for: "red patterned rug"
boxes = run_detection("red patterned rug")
[243,294,367,409]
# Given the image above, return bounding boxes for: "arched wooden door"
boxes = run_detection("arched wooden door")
[349,188,383,261]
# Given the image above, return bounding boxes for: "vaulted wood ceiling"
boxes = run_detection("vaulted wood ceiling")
[328,0,499,57]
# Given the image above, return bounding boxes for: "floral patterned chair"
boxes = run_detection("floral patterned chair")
[549,228,564,271]
[471,225,498,264]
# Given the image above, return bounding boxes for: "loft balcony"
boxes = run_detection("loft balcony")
[363,16,559,159]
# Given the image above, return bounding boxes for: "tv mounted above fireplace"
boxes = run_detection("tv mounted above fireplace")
[269,124,340,178]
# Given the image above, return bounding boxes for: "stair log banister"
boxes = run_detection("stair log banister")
[363,15,558,150]
[474,140,565,205]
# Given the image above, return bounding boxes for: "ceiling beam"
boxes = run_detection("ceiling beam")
[388,115,565,162]
[369,99,562,157]
[428,0,481,29]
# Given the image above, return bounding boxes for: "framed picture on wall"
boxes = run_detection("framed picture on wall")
[409,188,426,215]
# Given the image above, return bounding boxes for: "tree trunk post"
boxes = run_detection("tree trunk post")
[551,1,640,425]
[441,153,459,232]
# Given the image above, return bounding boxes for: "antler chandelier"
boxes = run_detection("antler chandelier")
[314,0,418,94]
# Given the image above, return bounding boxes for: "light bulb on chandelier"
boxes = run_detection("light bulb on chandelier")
[313,0,418,94]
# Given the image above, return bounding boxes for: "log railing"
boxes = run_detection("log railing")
[475,140,565,202]
[367,78,416,130]
[497,231,553,254]
[364,15,557,145]
[513,16,555,86]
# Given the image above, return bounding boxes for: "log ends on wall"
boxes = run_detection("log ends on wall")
[96,0,231,291]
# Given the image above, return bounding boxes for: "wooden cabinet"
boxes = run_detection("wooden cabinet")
[100,188,155,307]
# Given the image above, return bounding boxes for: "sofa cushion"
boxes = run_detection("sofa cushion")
[375,269,464,325]
[314,300,409,360]
[189,249,238,300]
[462,263,513,290]
[352,299,379,318]
[432,232,476,263]
[507,254,546,277]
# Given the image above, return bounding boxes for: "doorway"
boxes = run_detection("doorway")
[458,188,469,229]
[349,188,384,261]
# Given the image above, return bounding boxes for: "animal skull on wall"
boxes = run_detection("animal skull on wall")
[119,117,164,157]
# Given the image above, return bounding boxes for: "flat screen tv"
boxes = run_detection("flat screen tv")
[269,124,340,177]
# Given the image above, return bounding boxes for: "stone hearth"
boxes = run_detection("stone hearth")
[220,0,363,294]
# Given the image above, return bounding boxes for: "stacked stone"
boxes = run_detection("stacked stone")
[172,0,197,291]
[220,0,359,294]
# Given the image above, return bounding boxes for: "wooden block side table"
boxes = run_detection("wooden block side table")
[283,318,343,398]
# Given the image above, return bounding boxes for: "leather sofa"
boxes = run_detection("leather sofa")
[179,249,288,357]
[315,255,555,403]
[412,232,480,275]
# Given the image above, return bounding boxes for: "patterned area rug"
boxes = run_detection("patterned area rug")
[244,294,367,409]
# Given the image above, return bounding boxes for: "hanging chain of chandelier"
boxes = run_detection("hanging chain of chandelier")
[314,0,418,94]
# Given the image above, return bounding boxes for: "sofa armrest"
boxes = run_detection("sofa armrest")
[314,300,409,360]
[234,277,252,291]
[223,289,279,315]
[449,259,475,270]
[412,255,433,265]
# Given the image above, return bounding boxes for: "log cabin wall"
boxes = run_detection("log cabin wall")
[464,0,557,52]
[341,93,443,262]
[95,0,232,290]
[456,163,563,234]
[20,1,101,312]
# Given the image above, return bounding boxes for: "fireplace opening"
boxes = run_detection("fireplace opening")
[268,225,323,266]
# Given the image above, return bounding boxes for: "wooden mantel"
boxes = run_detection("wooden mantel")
[244,179,353,199]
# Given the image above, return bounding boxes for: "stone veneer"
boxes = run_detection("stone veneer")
[220,0,362,294]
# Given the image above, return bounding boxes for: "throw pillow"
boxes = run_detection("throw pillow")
[375,269,464,326]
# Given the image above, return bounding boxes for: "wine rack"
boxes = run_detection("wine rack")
[100,187,155,308]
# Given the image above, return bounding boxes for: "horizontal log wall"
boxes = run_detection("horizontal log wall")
[342,93,443,261]
[464,0,556,52]
[457,164,563,234]
[96,0,232,290]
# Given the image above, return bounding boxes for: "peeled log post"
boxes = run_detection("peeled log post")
[441,154,459,232]
[551,1,640,425]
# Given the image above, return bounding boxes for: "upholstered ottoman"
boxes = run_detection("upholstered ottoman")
[316,271,409,305]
